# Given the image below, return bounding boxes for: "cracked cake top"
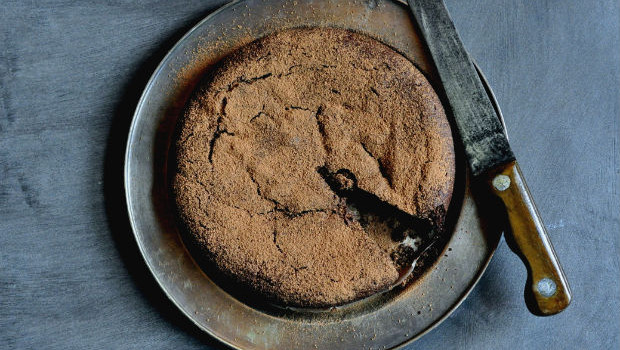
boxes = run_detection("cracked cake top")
[172,27,455,307]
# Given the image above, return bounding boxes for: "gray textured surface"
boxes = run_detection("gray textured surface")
[1,0,618,349]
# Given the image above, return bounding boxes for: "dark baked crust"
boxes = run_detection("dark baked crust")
[172,27,455,307]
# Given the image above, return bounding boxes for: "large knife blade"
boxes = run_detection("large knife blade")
[408,0,571,315]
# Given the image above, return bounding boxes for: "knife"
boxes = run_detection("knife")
[408,0,571,315]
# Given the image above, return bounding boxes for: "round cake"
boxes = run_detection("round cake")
[172,27,455,308]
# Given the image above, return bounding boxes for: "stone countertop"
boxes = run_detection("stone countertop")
[1,1,618,349]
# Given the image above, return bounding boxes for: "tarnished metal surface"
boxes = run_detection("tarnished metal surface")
[124,0,505,348]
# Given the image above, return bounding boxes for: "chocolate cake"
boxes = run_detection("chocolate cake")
[172,27,455,308]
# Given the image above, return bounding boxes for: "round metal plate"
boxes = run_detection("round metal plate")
[124,0,504,348]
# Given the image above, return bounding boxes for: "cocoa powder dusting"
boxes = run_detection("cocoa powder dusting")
[173,27,455,307]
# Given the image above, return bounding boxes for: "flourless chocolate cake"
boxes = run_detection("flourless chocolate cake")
[172,27,455,308]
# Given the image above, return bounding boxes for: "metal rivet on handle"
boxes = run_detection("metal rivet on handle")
[492,174,511,191]
[536,278,557,297]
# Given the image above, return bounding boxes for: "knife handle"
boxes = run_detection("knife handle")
[488,161,571,316]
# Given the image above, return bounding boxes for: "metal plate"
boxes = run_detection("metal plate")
[124,0,504,348]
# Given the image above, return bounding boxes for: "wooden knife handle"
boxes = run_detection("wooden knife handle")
[488,161,571,315]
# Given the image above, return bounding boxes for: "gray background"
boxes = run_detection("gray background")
[1,0,618,349]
